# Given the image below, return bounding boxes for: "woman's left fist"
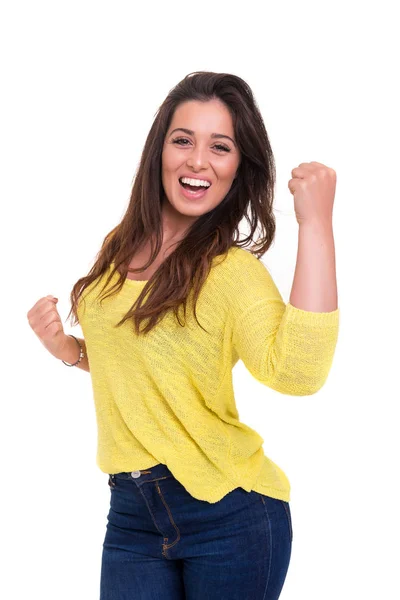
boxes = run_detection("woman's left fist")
[288,161,336,226]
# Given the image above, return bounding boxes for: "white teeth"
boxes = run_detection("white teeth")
[180,177,211,187]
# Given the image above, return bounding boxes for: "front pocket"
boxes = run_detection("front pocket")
[155,481,181,550]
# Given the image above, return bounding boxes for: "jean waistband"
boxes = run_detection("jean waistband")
[109,462,173,483]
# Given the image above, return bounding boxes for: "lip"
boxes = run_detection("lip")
[178,178,211,201]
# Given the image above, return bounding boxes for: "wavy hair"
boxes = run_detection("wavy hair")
[67,71,276,335]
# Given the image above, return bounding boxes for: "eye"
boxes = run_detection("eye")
[172,138,231,153]
[213,144,231,153]
[172,137,191,146]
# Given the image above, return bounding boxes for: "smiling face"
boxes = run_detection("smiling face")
[161,99,241,222]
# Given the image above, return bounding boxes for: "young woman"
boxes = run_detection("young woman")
[27,71,339,599]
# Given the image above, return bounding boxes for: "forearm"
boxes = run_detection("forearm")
[57,335,90,372]
[290,220,338,312]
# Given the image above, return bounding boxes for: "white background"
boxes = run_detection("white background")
[2,1,399,598]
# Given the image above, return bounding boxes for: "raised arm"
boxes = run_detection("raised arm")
[230,162,339,396]
[289,162,337,313]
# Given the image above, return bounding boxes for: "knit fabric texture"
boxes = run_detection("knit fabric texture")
[76,246,339,503]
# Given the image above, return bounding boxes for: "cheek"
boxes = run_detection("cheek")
[217,158,239,182]
[162,147,181,172]
[161,149,173,175]
[217,171,236,187]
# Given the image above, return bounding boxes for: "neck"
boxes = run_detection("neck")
[160,196,197,246]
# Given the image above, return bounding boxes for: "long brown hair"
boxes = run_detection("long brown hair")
[67,71,276,335]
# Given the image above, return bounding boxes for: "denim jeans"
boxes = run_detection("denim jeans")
[100,463,292,599]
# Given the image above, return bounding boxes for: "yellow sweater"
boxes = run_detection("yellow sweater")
[76,246,339,503]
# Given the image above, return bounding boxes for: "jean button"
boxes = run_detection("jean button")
[131,470,141,478]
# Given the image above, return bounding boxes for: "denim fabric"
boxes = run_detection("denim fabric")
[100,463,292,599]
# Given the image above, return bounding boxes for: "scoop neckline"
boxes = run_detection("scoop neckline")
[109,247,239,286]
[110,261,149,284]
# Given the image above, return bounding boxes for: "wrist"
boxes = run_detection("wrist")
[56,334,82,364]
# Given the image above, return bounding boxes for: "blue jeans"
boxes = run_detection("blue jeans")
[100,463,292,599]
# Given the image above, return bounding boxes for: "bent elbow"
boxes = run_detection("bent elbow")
[263,371,329,397]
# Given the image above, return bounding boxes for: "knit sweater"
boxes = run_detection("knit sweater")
[76,246,339,503]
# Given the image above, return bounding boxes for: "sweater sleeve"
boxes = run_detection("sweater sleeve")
[229,252,340,396]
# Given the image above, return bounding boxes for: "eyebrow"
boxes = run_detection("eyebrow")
[169,127,237,147]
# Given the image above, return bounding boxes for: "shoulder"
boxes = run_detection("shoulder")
[197,246,284,323]
[208,246,279,306]
[212,246,273,283]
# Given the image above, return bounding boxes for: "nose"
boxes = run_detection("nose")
[186,144,209,171]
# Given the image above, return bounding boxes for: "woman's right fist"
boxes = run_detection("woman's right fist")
[27,295,68,359]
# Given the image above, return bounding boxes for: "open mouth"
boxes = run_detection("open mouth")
[178,177,212,192]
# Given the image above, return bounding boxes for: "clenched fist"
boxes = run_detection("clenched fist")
[27,295,69,359]
[288,161,336,226]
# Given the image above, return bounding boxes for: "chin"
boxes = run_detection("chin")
[175,201,210,217]
[166,192,212,214]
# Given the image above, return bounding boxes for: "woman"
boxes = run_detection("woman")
[27,71,339,599]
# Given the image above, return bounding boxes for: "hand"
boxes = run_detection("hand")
[27,295,69,359]
[288,161,336,226]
